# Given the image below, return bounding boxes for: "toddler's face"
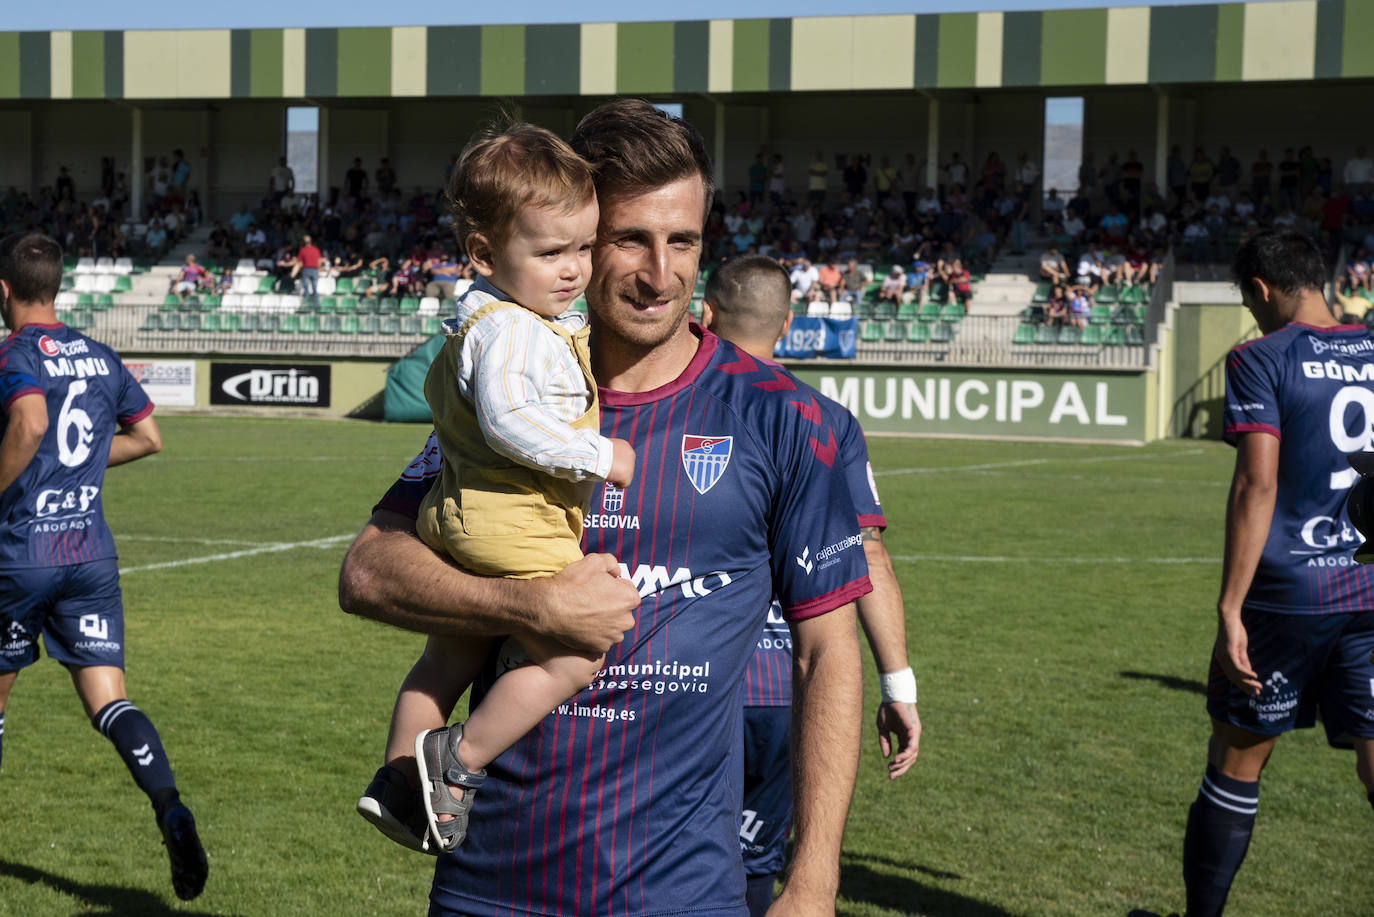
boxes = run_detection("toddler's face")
[484,199,599,318]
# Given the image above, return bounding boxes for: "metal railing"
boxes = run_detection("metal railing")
[846,312,1148,369]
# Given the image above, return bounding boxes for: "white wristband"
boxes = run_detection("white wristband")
[879,667,917,704]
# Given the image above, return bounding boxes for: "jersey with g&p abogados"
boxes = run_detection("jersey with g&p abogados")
[376,328,871,917]
[0,323,152,570]
[1223,321,1374,613]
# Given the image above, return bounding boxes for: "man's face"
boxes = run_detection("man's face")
[586,175,705,352]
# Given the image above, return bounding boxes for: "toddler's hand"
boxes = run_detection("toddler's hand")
[607,438,636,488]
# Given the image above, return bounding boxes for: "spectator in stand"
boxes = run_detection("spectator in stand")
[1120,151,1144,217]
[1250,149,1274,203]
[55,166,75,201]
[345,157,368,205]
[807,151,828,206]
[206,222,230,261]
[789,258,820,302]
[1015,153,1039,200]
[1189,148,1214,202]
[1346,248,1372,294]
[947,260,973,309]
[144,221,168,259]
[1232,192,1257,224]
[1062,209,1086,244]
[170,150,190,204]
[748,153,768,204]
[1041,188,1066,228]
[1078,151,1097,197]
[843,155,867,197]
[874,156,898,207]
[877,266,904,305]
[272,245,299,293]
[170,254,207,304]
[816,261,842,299]
[244,223,267,257]
[1099,206,1129,246]
[270,157,295,202]
[1067,284,1093,328]
[1046,284,1069,327]
[1204,187,1232,217]
[906,255,931,303]
[768,154,786,204]
[228,203,256,237]
[1100,151,1122,207]
[375,158,397,196]
[151,156,171,207]
[1040,247,1070,286]
[840,259,867,303]
[1277,147,1301,211]
[945,153,968,194]
[1167,146,1188,209]
[296,235,322,300]
[1183,214,1211,262]
[1344,147,1374,196]
[1075,246,1105,295]
[424,253,462,300]
[901,154,921,213]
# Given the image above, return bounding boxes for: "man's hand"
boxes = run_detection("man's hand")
[766,885,834,917]
[1214,613,1261,695]
[530,553,640,656]
[875,701,920,778]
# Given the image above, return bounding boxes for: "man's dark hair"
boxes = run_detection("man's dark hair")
[570,99,715,216]
[703,254,792,342]
[0,232,63,305]
[1231,229,1327,298]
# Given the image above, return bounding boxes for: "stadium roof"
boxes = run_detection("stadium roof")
[0,2,1367,101]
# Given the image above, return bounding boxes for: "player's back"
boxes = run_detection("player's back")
[1224,320,1374,612]
[0,322,151,569]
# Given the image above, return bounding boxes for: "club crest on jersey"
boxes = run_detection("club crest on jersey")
[681,435,733,495]
[38,335,61,357]
[602,484,624,513]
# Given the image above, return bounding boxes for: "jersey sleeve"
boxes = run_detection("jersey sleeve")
[114,358,154,425]
[768,398,873,621]
[373,431,441,519]
[1223,340,1281,445]
[832,407,886,529]
[0,342,42,410]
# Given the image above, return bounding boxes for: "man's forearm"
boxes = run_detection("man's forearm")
[0,415,45,494]
[783,604,862,905]
[856,533,910,675]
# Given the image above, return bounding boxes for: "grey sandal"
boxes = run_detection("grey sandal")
[414,723,486,853]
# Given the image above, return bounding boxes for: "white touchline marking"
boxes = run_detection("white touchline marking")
[117,535,264,546]
[119,534,356,575]
[890,554,1216,565]
[874,448,1207,478]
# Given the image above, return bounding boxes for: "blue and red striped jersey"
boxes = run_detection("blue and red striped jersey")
[376,328,871,917]
[742,393,886,707]
[1223,321,1374,613]
[0,323,152,570]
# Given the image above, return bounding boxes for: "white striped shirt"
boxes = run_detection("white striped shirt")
[444,277,612,482]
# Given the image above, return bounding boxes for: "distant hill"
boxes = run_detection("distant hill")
[1043,123,1083,196]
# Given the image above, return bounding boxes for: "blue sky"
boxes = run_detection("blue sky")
[14,0,1228,31]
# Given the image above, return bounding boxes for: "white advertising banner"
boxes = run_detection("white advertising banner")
[124,360,197,407]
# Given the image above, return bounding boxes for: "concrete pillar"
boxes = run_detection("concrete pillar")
[1154,90,1169,199]
[317,105,330,203]
[713,99,726,196]
[131,106,144,220]
[925,97,941,191]
[199,108,212,221]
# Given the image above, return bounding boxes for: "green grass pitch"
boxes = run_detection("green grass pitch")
[0,416,1369,915]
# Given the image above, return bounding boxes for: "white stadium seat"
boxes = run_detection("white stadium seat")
[93,275,117,293]
[279,295,301,312]
[234,258,257,275]
[74,257,96,274]
[418,297,441,315]
[95,257,115,274]
[233,275,258,294]
[828,301,852,319]
[74,274,97,292]
[221,293,242,308]
[114,257,134,275]
[806,301,831,317]
[56,292,78,307]
[316,276,336,295]
[238,294,262,311]
[259,294,281,310]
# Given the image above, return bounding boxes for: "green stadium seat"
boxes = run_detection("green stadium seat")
[337,296,359,314]
[687,300,703,320]
[256,276,275,294]
[1089,305,1111,326]
[75,294,95,310]
[940,303,966,323]
[917,302,941,323]
[112,276,133,293]
[852,302,874,320]
[928,281,947,303]
[361,315,381,334]
[380,316,401,335]
[96,294,116,311]
[570,299,588,315]
[161,294,180,312]
[202,313,222,333]
[1095,284,1119,304]
[931,322,955,343]
[401,316,423,335]
[318,296,337,314]
[863,282,883,302]
[896,301,920,320]
[883,321,907,342]
[1111,304,1136,325]
[279,314,301,334]
[378,297,400,315]
[334,277,355,294]
[1081,325,1103,346]
[58,310,76,326]
[1022,305,1046,324]
[399,297,421,315]
[199,295,220,311]
[60,276,74,292]
[907,322,931,343]
[1121,285,1145,305]
[860,321,884,343]
[140,313,163,332]
[1103,325,1126,346]
[180,314,202,332]
[1032,282,1051,304]
[237,313,260,333]
[422,316,443,335]
[302,314,322,334]
[74,312,96,330]
[872,302,897,321]
[62,256,77,271]
[357,297,379,315]
[320,314,341,334]
[1126,325,1145,345]
[259,315,280,334]
[1012,323,1036,344]
[340,315,361,335]
[1133,305,1147,325]
[220,313,242,333]
[1057,325,1082,345]
[1035,324,1058,345]
[791,301,808,316]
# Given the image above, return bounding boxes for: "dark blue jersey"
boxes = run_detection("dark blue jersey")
[376,328,871,917]
[1223,321,1374,613]
[0,323,152,570]
[743,391,886,707]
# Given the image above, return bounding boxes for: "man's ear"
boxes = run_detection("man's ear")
[778,310,793,343]
[700,300,715,330]
[466,233,496,277]
[1251,277,1272,305]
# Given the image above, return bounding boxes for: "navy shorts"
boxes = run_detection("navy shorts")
[1206,607,1374,748]
[0,559,125,671]
[741,705,791,877]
